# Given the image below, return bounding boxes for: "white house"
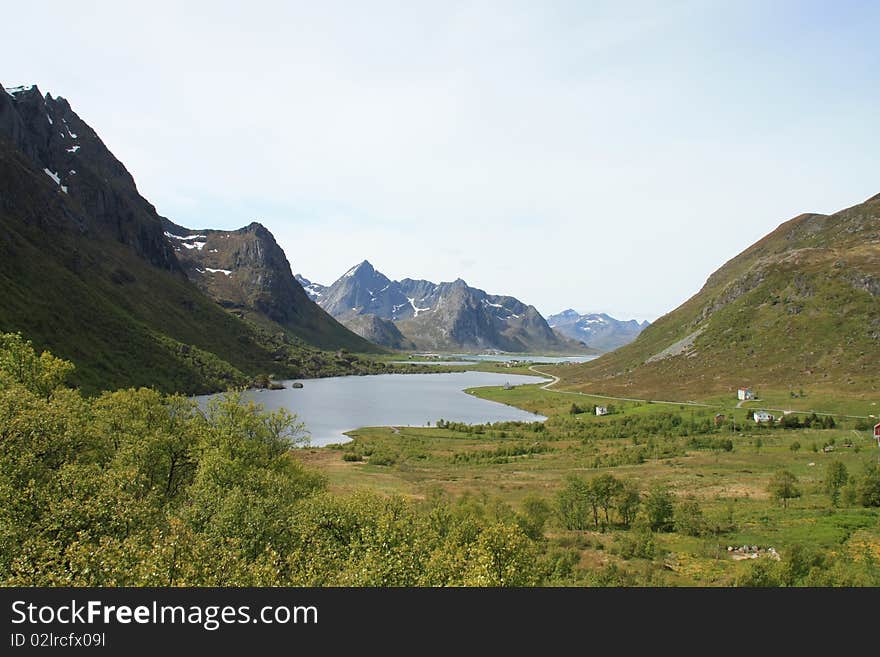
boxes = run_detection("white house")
[596,406,609,416]
[753,410,774,423]
[738,387,755,401]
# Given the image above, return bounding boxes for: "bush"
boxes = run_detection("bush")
[617,517,656,560]
[673,497,706,537]
[644,485,675,532]
[368,452,397,466]
[857,464,880,507]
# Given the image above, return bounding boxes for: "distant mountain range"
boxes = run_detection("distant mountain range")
[547,310,649,352]
[0,83,380,393]
[298,261,593,353]
[558,193,880,400]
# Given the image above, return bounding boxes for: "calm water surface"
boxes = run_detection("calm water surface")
[448,353,598,364]
[197,371,548,446]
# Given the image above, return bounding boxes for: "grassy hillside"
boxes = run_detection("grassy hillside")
[551,194,880,402]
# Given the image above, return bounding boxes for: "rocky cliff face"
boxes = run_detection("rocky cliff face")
[163,220,379,352]
[308,260,591,353]
[0,84,178,271]
[547,310,649,352]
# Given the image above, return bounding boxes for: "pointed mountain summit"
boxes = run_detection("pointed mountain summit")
[320,260,412,321]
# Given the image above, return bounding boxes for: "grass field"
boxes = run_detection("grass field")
[296,378,880,585]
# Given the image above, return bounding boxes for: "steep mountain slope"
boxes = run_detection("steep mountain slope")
[555,194,880,400]
[311,260,592,353]
[296,274,326,302]
[0,84,178,271]
[341,314,416,350]
[547,310,649,352]
[163,220,379,352]
[0,83,381,393]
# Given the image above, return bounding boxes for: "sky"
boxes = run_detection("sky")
[3,1,879,322]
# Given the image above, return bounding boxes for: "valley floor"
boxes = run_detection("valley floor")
[297,376,880,585]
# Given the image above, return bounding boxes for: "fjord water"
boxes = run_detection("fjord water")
[448,354,598,364]
[392,354,599,365]
[197,371,548,446]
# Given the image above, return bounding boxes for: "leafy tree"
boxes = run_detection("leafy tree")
[617,515,655,560]
[673,497,706,536]
[0,332,74,401]
[556,475,593,530]
[857,464,880,507]
[644,484,675,531]
[518,495,552,541]
[824,461,848,507]
[767,470,801,508]
[790,441,801,452]
[615,481,641,527]
[781,414,801,429]
[736,559,782,587]
[590,474,623,527]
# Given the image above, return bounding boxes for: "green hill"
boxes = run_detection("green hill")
[555,194,880,405]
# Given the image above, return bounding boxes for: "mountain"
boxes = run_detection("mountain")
[296,274,326,302]
[0,83,381,394]
[556,194,880,400]
[340,314,416,351]
[308,260,593,353]
[163,220,378,352]
[547,310,649,352]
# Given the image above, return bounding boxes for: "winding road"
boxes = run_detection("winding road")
[527,365,711,407]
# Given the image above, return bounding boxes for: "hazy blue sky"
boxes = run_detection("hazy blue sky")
[4,1,879,321]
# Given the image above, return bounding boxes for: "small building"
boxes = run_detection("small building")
[874,422,880,445]
[714,413,727,426]
[738,387,755,401]
[596,406,609,416]
[753,410,774,423]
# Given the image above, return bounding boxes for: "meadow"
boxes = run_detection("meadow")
[299,380,880,585]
